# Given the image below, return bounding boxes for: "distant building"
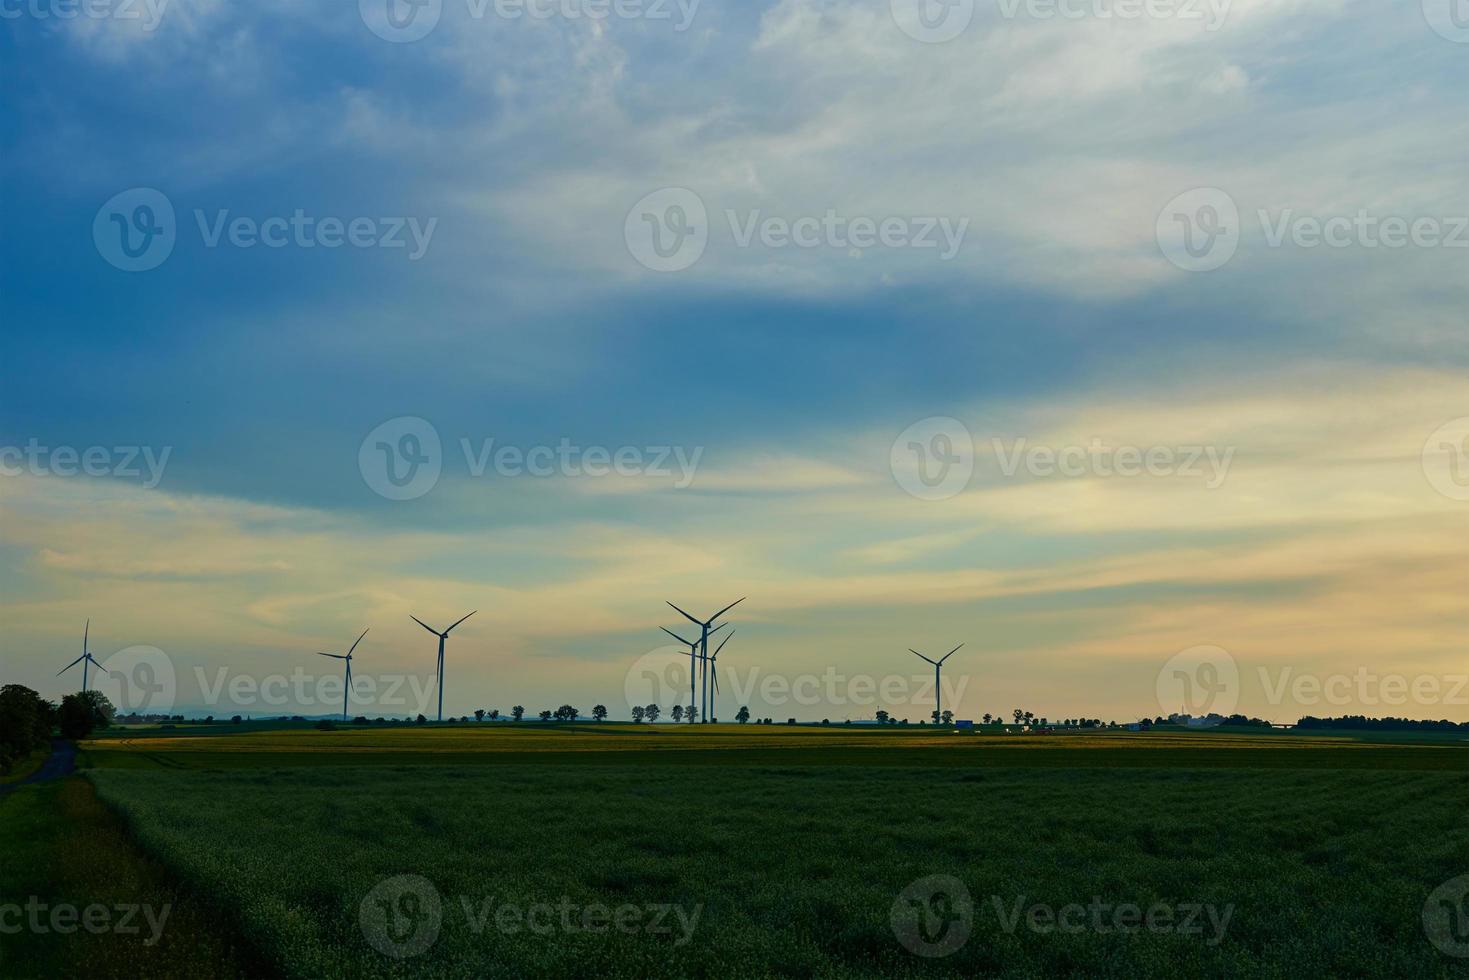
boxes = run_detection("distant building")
[954,719,974,729]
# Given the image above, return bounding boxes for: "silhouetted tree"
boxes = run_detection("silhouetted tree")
[555,705,578,722]
[0,684,55,772]
[474,709,486,722]
[875,710,889,724]
[57,691,114,740]
[489,709,500,721]
[538,710,553,722]
[686,707,697,723]
[511,705,524,721]
[632,706,646,723]
[942,709,954,725]
[592,705,607,722]
[735,706,750,724]
[644,704,660,722]
[672,705,684,723]
[415,713,428,725]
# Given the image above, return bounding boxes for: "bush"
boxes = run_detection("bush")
[315,720,337,731]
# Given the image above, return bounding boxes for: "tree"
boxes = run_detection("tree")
[931,709,940,724]
[632,706,646,723]
[538,710,553,722]
[735,705,750,724]
[1013,709,1024,725]
[644,704,660,723]
[555,705,579,722]
[942,709,954,725]
[58,691,115,740]
[474,709,486,722]
[512,705,525,722]
[685,706,697,724]
[671,705,684,723]
[415,714,428,725]
[592,705,607,722]
[875,709,889,724]
[489,709,500,721]
[982,713,992,725]
[0,684,55,772]
[231,715,243,724]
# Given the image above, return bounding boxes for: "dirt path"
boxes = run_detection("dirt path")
[0,738,77,796]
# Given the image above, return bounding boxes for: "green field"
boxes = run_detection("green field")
[5,724,1469,978]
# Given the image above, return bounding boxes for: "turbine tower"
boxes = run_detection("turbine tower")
[411,611,476,722]
[316,628,369,722]
[667,597,744,722]
[707,629,733,720]
[57,620,107,692]
[660,623,724,722]
[910,643,964,725]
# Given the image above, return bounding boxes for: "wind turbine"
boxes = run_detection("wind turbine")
[57,619,107,692]
[707,629,733,720]
[667,597,744,722]
[411,611,476,722]
[660,622,725,722]
[910,643,963,725]
[316,628,369,722]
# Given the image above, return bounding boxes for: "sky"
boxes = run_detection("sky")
[2,0,1467,724]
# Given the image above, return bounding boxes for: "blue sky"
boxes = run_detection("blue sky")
[3,0,1468,723]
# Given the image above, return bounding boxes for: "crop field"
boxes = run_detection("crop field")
[0,724,1463,978]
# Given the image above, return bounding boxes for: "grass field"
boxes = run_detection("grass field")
[5,724,1469,978]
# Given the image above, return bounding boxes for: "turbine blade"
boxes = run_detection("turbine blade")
[317,652,346,660]
[660,626,693,645]
[712,663,720,694]
[709,622,728,636]
[666,601,701,626]
[411,615,439,636]
[83,618,89,653]
[58,653,86,675]
[88,657,110,676]
[445,610,477,633]
[347,628,370,657]
[713,629,734,656]
[710,596,746,621]
[909,649,937,666]
[939,643,964,663]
